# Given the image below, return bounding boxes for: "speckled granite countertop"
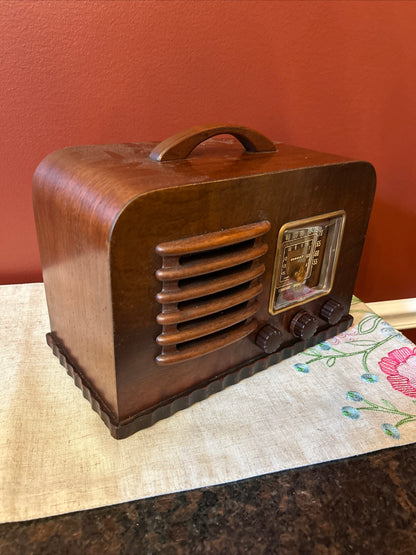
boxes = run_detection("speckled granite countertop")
[1,443,416,554]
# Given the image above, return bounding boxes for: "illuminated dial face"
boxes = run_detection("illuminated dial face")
[269,211,345,314]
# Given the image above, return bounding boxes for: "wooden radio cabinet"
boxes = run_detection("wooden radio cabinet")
[33,125,376,438]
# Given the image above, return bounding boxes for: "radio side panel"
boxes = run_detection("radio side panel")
[110,161,375,422]
[32,154,119,417]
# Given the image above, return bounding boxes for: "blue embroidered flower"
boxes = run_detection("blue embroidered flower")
[380,324,407,342]
[346,391,364,402]
[294,363,310,373]
[361,373,378,383]
[380,324,397,336]
[341,406,360,419]
[318,342,331,351]
[381,423,401,439]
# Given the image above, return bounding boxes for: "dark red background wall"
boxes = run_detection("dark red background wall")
[1,0,415,302]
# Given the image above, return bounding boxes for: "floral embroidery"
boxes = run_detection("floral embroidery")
[328,327,358,345]
[346,391,363,402]
[290,305,416,442]
[341,390,416,439]
[378,347,416,398]
[380,323,410,343]
[361,373,378,383]
[294,314,396,374]
[342,406,360,419]
[294,363,310,373]
[381,423,401,440]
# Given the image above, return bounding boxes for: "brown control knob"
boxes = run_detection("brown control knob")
[290,311,318,340]
[320,299,345,325]
[255,325,282,354]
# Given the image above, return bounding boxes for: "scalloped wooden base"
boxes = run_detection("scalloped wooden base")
[46,314,353,439]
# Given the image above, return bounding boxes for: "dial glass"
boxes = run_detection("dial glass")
[269,211,345,314]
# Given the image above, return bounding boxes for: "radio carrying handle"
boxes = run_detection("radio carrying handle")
[149,124,276,162]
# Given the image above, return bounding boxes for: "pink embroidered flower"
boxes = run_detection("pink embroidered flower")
[378,347,416,398]
[328,328,359,345]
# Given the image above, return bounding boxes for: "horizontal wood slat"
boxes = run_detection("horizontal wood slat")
[157,282,263,325]
[156,302,260,346]
[156,220,271,256]
[156,243,268,281]
[155,320,258,365]
[156,264,265,304]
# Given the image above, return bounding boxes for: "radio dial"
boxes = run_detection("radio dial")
[320,299,344,325]
[255,325,282,354]
[290,311,318,340]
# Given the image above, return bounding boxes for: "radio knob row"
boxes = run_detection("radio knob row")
[255,299,344,353]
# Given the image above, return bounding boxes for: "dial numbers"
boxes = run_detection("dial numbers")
[279,233,317,285]
[269,211,345,315]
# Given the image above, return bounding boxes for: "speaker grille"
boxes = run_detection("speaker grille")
[155,220,270,365]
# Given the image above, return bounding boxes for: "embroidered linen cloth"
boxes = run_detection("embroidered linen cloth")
[1,283,415,523]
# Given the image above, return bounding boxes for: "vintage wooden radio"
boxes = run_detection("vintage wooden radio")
[33,124,376,438]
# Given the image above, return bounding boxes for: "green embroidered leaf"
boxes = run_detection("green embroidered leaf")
[396,416,416,428]
[362,399,379,408]
[326,357,336,367]
[357,314,382,335]
[347,340,378,347]
[305,348,321,358]
[381,399,398,411]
